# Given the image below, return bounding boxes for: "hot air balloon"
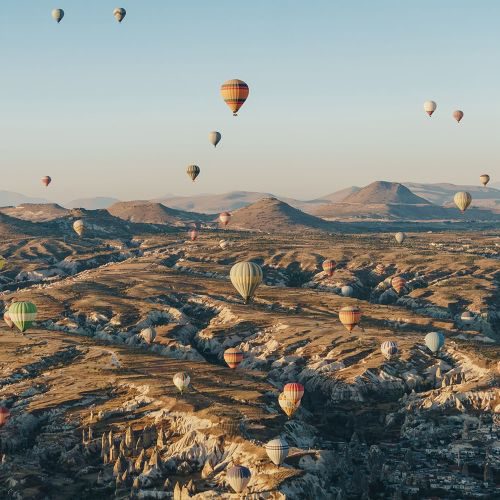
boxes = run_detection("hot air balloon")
[52,9,64,23]
[219,212,231,227]
[339,306,361,333]
[173,372,190,394]
[278,392,299,418]
[283,383,304,404]
[8,302,37,333]
[265,437,289,466]
[187,165,200,182]
[0,256,6,271]
[209,131,222,148]
[391,276,407,294]
[41,176,52,187]
[189,229,198,242]
[221,79,249,116]
[453,110,464,123]
[73,219,86,237]
[423,100,437,116]
[0,407,10,427]
[460,311,474,324]
[230,262,263,304]
[395,232,406,245]
[113,7,126,22]
[322,260,336,277]
[226,465,251,493]
[219,239,229,250]
[454,192,472,212]
[341,285,354,297]
[3,312,14,329]
[480,174,490,187]
[381,341,399,360]
[425,331,445,355]
[374,264,386,275]
[224,348,243,369]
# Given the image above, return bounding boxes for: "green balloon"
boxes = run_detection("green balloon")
[8,302,38,333]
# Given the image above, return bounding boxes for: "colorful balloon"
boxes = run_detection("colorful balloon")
[52,9,64,23]
[460,311,474,324]
[423,100,437,116]
[209,131,222,148]
[0,256,6,271]
[8,302,37,333]
[339,306,361,332]
[219,212,231,227]
[454,192,472,212]
[113,8,126,22]
[381,341,399,359]
[0,407,10,427]
[283,383,304,404]
[187,165,200,182]
[425,332,445,355]
[226,465,251,493]
[479,174,490,187]
[278,392,299,418]
[453,110,464,123]
[391,276,407,294]
[173,372,190,394]
[224,348,243,369]
[221,79,249,116]
[395,232,406,245]
[41,176,52,187]
[189,229,198,242]
[73,219,86,237]
[265,437,289,466]
[3,312,14,329]
[374,264,386,275]
[230,262,263,304]
[322,259,336,277]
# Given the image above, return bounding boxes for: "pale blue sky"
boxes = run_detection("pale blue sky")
[0,1,499,201]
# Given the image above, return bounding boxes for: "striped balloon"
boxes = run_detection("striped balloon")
[0,255,6,271]
[189,229,198,242]
[453,110,464,123]
[265,437,289,466]
[173,372,190,394]
[423,100,437,116]
[226,465,251,493]
[224,348,243,369]
[283,383,304,404]
[3,312,14,329]
[41,176,52,187]
[113,8,126,22]
[391,276,407,294]
[322,259,336,277]
[187,165,200,182]
[479,174,490,187]
[0,407,10,427]
[209,131,222,148]
[454,192,472,212]
[395,232,406,245]
[73,219,86,237]
[278,392,299,418]
[8,302,37,333]
[460,311,474,323]
[230,261,263,304]
[425,332,445,355]
[381,341,399,359]
[374,263,386,275]
[52,9,64,23]
[221,79,249,116]
[339,306,361,332]
[219,212,231,227]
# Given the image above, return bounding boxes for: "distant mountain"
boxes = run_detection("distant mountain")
[0,203,69,222]
[228,197,339,233]
[0,191,49,207]
[314,186,361,203]
[343,181,430,205]
[107,201,209,226]
[65,197,120,210]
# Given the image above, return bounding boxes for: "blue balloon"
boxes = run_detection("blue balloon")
[425,332,445,354]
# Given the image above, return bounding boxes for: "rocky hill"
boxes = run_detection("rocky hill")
[0,203,69,222]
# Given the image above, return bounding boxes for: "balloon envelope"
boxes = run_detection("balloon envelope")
[283,382,304,404]
[173,372,190,393]
[479,174,490,187]
[423,100,437,116]
[453,110,464,123]
[187,165,200,182]
[454,192,472,212]
[0,407,10,427]
[73,220,86,237]
[425,332,445,354]
[8,302,37,333]
[3,312,14,329]
[113,8,126,22]
[265,437,289,466]
[226,465,251,493]
[341,285,354,297]
[189,229,198,242]
[278,392,299,418]
[339,306,361,332]
[230,262,263,304]
[52,9,64,23]
[221,79,249,116]
[209,131,222,147]
[391,277,406,294]
[381,341,398,359]
[374,264,386,275]
[219,239,229,250]
[0,256,6,271]
[41,176,52,187]
[219,212,231,226]
[395,232,406,245]
[322,260,336,277]
[224,348,243,369]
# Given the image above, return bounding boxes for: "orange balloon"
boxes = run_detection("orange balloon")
[220,79,249,116]
[339,306,361,332]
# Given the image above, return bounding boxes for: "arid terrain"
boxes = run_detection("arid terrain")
[0,224,498,499]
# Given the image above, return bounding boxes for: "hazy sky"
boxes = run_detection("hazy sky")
[1,1,499,202]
